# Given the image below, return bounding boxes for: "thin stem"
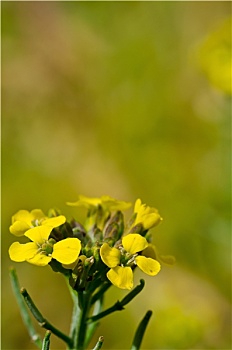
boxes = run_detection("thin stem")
[88,279,145,323]
[91,282,111,305]
[42,331,51,350]
[130,310,153,350]
[87,300,123,323]
[9,267,43,349]
[21,288,73,348]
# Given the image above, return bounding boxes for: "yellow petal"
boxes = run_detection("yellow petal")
[52,238,81,264]
[133,199,162,230]
[101,195,131,211]
[122,234,148,255]
[25,226,53,244]
[62,255,86,270]
[79,195,102,206]
[143,213,161,229]
[100,243,121,268]
[9,242,38,262]
[67,195,101,208]
[42,215,66,228]
[9,221,31,236]
[30,209,46,221]
[107,266,133,290]
[135,256,161,276]
[11,210,33,225]
[27,253,52,266]
[134,199,142,213]
[159,255,176,266]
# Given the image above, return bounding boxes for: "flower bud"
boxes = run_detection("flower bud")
[92,246,100,263]
[129,223,144,235]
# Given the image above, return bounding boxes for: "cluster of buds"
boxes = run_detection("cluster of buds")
[9,195,165,291]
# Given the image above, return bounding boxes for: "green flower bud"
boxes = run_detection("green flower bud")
[129,223,144,235]
[104,211,124,241]
[92,246,100,263]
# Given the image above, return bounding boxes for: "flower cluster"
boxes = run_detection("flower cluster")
[9,195,165,290]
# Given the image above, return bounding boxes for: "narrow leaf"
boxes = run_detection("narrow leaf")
[42,331,51,350]
[92,336,104,350]
[9,267,42,348]
[131,310,152,350]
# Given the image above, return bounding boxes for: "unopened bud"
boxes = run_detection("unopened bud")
[104,223,118,239]
[92,247,100,263]
[129,223,144,235]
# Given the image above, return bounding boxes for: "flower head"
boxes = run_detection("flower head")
[133,199,162,230]
[9,226,81,266]
[100,233,161,290]
[10,209,66,237]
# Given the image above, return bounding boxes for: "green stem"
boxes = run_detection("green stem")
[91,282,111,305]
[69,293,81,341]
[75,291,91,350]
[9,267,43,349]
[21,288,73,348]
[88,279,145,323]
[130,310,153,350]
[65,278,81,341]
[84,297,103,348]
[87,300,123,323]
[42,331,51,350]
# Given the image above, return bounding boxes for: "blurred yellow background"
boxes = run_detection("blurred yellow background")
[1,2,231,350]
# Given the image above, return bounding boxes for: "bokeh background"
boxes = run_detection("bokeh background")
[1,2,231,350]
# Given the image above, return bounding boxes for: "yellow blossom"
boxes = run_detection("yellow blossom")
[133,199,162,230]
[67,195,131,231]
[100,233,161,290]
[67,195,131,212]
[9,209,66,237]
[9,226,81,266]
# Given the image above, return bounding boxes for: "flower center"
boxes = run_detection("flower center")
[119,248,137,267]
[40,238,56,255]
[31,218,44,227]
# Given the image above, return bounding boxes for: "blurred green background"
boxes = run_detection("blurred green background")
[1,2,231,349]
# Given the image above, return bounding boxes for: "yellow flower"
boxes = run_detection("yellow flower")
[9,226,81,266]
[100,233,161,290]
[67,195,131,231]
[67,194,131,211]
[9,209,66,237]
[133,199,162,230]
